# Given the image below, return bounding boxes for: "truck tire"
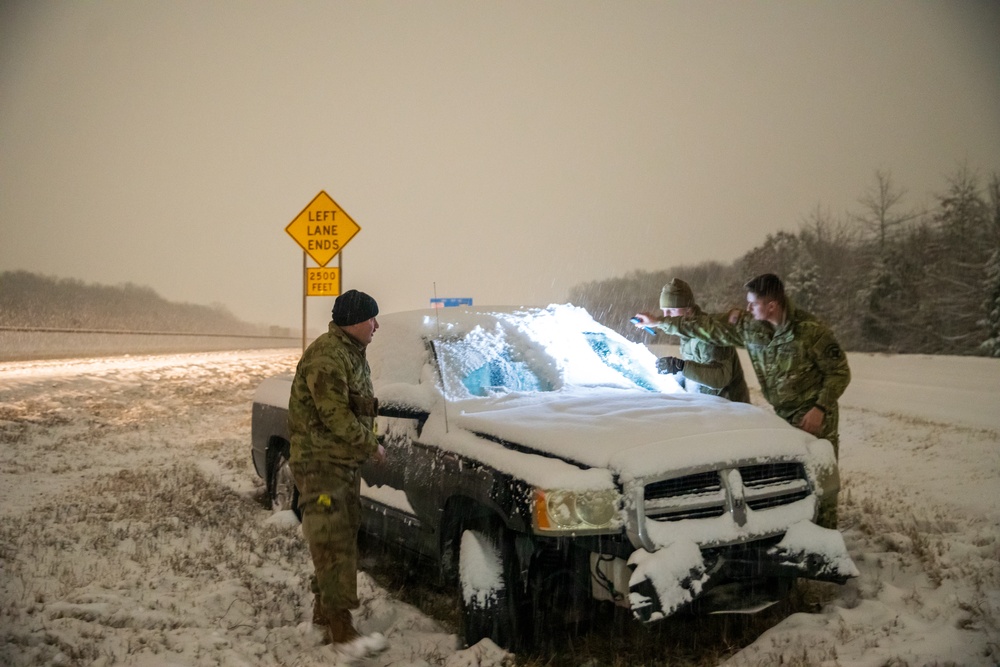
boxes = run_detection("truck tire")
[269,444,300,519]
[458,525,526,651]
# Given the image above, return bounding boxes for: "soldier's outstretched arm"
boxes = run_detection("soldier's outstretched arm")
[655,311,747,348]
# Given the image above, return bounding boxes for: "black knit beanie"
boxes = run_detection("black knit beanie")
[332,290,379,326]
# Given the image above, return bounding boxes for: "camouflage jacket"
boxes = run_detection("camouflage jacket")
[657,303,850,442]
[655,307,750,403]
[288,322,379,469]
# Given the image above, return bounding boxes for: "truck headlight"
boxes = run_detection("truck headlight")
[533,488,621,534]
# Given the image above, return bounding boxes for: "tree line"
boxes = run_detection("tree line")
[569,166,1000,357]
[0,270,273,337]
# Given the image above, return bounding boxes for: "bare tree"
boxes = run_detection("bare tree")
[853,170,924,251]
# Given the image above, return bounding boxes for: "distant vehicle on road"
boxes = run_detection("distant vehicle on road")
[251,305,857,650]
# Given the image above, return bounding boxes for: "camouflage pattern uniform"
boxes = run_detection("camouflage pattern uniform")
[288,323,379,616]
[658,303,850,528]
[658,306,751,403]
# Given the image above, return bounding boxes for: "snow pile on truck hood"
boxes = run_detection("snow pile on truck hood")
[451,388,818,479]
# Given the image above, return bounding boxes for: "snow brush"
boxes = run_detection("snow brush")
[631,317,657,336]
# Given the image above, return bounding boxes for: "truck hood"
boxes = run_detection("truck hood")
[451,387,821,483]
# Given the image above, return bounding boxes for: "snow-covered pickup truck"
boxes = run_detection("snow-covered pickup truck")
[251,305,857,650]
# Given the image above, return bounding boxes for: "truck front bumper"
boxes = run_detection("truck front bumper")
[596,521,859,623]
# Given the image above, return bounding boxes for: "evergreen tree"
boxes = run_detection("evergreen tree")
[923,166,991,353]
[786,253,821,314]
[982,247,1000,357]
[979,175,1000,357]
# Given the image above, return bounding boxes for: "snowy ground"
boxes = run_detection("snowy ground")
[0,347,997,666]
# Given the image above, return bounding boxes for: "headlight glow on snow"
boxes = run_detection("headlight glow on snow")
[533,488,622,534]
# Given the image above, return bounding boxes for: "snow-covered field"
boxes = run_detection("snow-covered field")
[0,347,997,666]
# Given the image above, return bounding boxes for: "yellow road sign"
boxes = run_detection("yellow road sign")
[306,267,340,297]
[285,191,361,266]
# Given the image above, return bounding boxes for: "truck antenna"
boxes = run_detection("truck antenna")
[432,282,449,433]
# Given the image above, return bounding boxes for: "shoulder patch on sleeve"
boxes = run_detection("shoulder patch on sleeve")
[825,343,843,359]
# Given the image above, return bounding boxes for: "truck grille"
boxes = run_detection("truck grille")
[642,462,810,524]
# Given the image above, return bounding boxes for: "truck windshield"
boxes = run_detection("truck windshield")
[582,332,660,392]
[433,329,552,399]
[433,324,666,399]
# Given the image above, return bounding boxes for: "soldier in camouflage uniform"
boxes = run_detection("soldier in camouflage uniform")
[288,289,385,650]
[649,278,750,403]
[635,274,849,528]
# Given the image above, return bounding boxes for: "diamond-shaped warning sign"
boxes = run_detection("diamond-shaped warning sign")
[285,191,361,266]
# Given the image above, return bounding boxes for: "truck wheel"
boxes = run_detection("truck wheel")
[269,445,300,519]
[458,526,525,651]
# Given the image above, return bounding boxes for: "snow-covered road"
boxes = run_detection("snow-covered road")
[0,349,997,666]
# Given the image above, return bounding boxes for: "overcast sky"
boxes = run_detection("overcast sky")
[2,1,998,333]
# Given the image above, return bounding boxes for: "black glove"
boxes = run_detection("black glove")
[656,356,685,375]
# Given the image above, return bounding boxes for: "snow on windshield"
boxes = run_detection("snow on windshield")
[418,304,679,400]
[434,325,551,398]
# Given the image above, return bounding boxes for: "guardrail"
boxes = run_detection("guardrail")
[0,326,301,362]
[0,326,299,340]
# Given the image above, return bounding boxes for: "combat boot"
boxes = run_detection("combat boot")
[325,610,389,658]
[312,597,331,628]
[326,609,361,645]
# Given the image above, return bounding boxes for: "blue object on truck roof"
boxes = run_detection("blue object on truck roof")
[430,298,473,308]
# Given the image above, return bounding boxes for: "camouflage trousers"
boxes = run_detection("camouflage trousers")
[782,407,840,529]
[292,462,362,613]
[817,493,838,530]
[813,437,840,531]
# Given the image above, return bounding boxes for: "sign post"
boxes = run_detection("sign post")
[285,191,361,350]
